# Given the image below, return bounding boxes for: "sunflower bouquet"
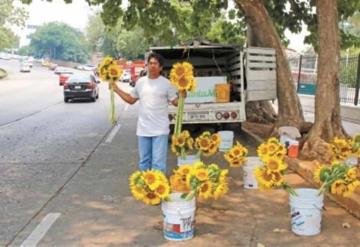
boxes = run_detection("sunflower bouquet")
[98,56,123,125]
[179,161,229,201]
[224,141,248,167]
[329,137,354,162]
[254,137,296,195]
[314,161,360,197]
[169,62,196,136]
[257,137,287,161]
[195,131,221,157]
[129,170,170,205]
[171,130,194,159]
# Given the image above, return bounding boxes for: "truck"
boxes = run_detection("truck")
[147,41,277,126]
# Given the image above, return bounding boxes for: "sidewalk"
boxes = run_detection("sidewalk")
[10,118,360,246]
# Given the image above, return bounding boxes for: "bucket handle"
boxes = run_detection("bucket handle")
[313,204,326,212]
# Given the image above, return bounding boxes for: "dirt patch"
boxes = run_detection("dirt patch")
[242,121,273,140]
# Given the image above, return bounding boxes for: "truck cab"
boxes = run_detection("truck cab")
[148,42,277,125]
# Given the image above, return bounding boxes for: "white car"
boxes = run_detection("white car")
[0,53,11,60]
[121,72,131,82]
[20,62,31,72]
[55,66,73,75]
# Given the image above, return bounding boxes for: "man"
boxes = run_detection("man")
[111,53,182,173]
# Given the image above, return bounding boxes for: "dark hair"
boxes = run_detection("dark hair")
[147,52,164,67]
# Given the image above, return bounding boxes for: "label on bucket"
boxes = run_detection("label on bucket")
[290,206,322,236]
[163,212,195,241]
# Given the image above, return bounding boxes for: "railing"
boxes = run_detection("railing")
[288,54,360,106]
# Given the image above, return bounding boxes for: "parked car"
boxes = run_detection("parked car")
[48,62,58,70]
[20,62,31,72]
[0,53,11,60]
[121,71,131,82]
[55,66,72,74]
[83,64,96,71]
[63,74,99,102]
[59,71,74,86]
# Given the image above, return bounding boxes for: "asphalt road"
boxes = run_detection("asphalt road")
[0,59,134,246]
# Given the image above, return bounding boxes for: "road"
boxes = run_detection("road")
[0,59,137,246]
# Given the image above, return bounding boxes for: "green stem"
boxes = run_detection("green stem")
[110,87,116,125]
[178,95,184,134]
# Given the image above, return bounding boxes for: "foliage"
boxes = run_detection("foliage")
[0,0,28,49]
[28,22,89,62]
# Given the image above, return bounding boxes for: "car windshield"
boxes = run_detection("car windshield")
[67,75,91,83]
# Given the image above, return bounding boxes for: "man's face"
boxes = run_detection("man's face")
[148,57,162,77]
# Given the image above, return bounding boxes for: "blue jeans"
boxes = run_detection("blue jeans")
[138,135,168,173]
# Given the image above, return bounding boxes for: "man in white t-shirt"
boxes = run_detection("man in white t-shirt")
[111,53,182,173]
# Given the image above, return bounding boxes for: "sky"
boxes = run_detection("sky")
[14,0,308,52]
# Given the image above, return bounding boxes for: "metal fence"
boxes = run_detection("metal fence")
[289,54,360,106]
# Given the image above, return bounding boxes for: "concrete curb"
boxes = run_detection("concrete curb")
[242,124,360,220]
[0,68,7,79]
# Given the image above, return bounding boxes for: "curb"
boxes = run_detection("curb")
[0,68,7,79]
[242,124,360,220]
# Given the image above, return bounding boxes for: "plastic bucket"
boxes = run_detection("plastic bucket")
[218,131,234,152]
[215,84,230,103]
[177,155,200,166]
[243,156,262,189]
[289,188,324,236]
[161,193,196,241]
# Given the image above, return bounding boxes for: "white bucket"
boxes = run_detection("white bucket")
[243,156,262,189]
[289,188,324,236]
[177,155,200,166]
[218,131,234,152]
[161,193,196,241]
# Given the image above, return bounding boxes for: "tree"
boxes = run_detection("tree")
[0,0,28,49]
[29,22,89,62]
[302,0,346,161]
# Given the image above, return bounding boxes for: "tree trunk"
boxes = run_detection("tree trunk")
[235,0,305,130]
[301,0,347,162]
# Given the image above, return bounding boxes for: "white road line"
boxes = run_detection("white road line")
[20,213,61,247]
[105,122,121,143]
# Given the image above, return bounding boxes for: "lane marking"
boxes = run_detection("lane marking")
[105,122,121,143]
[20,213,61,247]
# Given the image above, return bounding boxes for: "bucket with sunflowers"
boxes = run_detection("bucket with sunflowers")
[223,141,265,189]
[253,137,360,236]
[98,56,123,125]
[129,161,229,241]
[169,62,196,136]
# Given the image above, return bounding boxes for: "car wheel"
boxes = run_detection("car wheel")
[64,98,69,103]
[96,93,99,99]
[91,96,96,102]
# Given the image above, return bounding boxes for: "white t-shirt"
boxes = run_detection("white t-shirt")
[130,75,177,136]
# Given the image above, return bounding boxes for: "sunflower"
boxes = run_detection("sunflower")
[255,167,274,189]
[154,182,170,199]
[193,161,205,169]
[219,169,229,183]
[176,165,193,176]
[197,137,211,151]
[169,62,196,91]
[264,157,287,172]
[176,135,186,147]
[211,133,221,145]
[330,179,348,196]
[313,165,324,184]
[213,183,229,200]
[142,170,160,190]
[345,167,358,181]
[346,180,360,195]
[267,143,278,155]
[130,185,146,200]
[129,171,142,186]
[143,192,161,205]
[108,64,122,81]
[257,143,268,157]
[198,181,213,200]
[195,168,209,181]
[271,171,285,187]
[267,137,280,144]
